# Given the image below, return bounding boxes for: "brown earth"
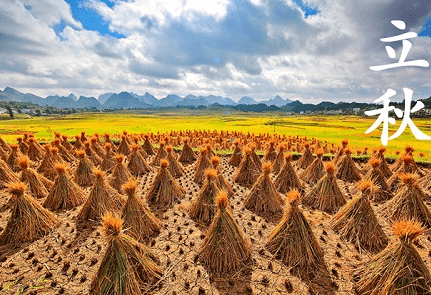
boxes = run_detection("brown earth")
[0,156,430,295]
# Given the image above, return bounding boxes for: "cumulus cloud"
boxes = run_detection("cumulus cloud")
[0,0,430,103]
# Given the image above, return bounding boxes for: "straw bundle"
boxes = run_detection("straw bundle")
[354,221,431,295]
[90,213,163,295]
[271,144,286,175]
[193,147,211,186]
[150,142,168,166]
[336,148,362,182]
[77,169,126,222]
[199,191,251,276]
[296,143,314,169]
[244,162,283,219]
[364,158,393,202]
[84,141,103,167]
[18,156,52,199]
[299,148,325,185]
[265,190,323,275]
[100,143,117,173]
[146,159,185,210]
[275,153,304,194]
[0,182,60,248]
[233,147,260,188]
[122,181,162,243]
[0,158,19,189]
[110,154,134,194]
[331,180,388,253]
[382,173,431,228]
[127,144,152,177]
[74,150,95,188]
[188,169,221,226]
[210,156,233,197]
[43,164,86,211]
[228,139,242,167]
[141,134,156,156]
[178,137,197,164]
[303,162,346,214]
[117,135,131,156]
[166,145,184,178]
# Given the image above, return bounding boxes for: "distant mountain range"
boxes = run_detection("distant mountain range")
[0,87,293,109]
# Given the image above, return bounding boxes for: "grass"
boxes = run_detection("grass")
[1,109,431,161]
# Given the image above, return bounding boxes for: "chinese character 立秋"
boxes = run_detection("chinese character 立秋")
[369,20,429,71]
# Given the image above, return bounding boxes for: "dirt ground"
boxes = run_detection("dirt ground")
[0,156,430,295]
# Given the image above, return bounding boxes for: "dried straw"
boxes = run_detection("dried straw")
[199,191,251,276]
[265,189,323,275]
[0,182,60,248]
[302,162,346,214]
[122,181,162,243]
[354,220,431,295]
[90,213,163,295]
[331,180,388,253]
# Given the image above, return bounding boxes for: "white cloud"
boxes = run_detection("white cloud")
[0,0,430,103]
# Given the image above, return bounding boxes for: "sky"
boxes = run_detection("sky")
[0,0,430,103]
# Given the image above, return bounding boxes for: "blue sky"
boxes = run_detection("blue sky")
[0,0,430,103]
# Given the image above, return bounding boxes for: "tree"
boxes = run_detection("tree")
[5,105,14,119]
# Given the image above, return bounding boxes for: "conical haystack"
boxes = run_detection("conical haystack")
[265,190,323,275]
[166,145,184,178]
[37,144,52,171]
[296,143,314,169]
[7,144,23,172]
[150,142,168,166]
[102,133,116,151]
[373,147,392,178]
[299,148,325,185]
[146,159,185,210]
[18,156,52,199]
[41,147,65,181]
[272,144,286,175]
[275,153,304,194]
[354,221,431,295]
[382,173,431,228]
[387,155,419,192]
[336,148,362,182]
[17,137,29,154]
[84,141,103,167]
[364,158,393,202]
[0,158,19,189]
[100,143,117,173]
[178,138,197,165]
[333,139,348,165]
[210,156,233,197]
[77,169,126,222]
[43,164,86,211]
[90,137,106,158]
[244,162,283,219]
[61,135,74,153]
[263,141,277,162]
[122,181,162,243]
[193,147,211,185]
[74,150,95,188]
[391,145,415,171]
[0,135,11,153]
[74,135,84,150]
[110,154,134,194]
[233,147,260,188]
[127,144,152,177]
[303,162,346,214]
[90,213,163,295]
[199,191,252,276]
[117,135,131,156]
[53,138,75,163]
[27,138,44,161]
[228,139,242,167]
[141,134,156,156]
[0,182,60,248]
[188,169,221,226]
[250,144,262,172]
[331,180,388,253]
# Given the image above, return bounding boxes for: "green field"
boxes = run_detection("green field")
[1,109,431,161]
